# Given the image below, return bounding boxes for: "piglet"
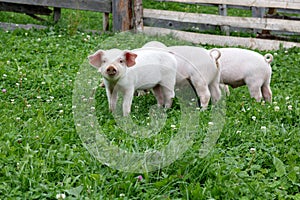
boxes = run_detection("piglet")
[88,48,177,116]
[169,46,221,109]
[142,41,221,109]
[215,48,273,102]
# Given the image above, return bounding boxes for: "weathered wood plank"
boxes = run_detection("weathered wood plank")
[0,0,112,13]
[218,4,229,35]
[53,7,61,22]
[0,22,47,30]
[103,13,110,31]
[143,26,300,50]
[134,0,143,31]
[0,2,52,15]
[158,0,300,10]
[112,0,133,31]
[144,9,300,33]
[143,17,218,32]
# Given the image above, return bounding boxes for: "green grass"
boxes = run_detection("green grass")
[1,7,300,200]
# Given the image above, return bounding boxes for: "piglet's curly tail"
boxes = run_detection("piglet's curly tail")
[209,48,221,69]
[264,53,273,64]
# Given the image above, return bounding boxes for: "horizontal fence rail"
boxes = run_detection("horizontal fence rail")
[142,0,300,50]
[159,0,300,10]
[0,0,112,12]
[144,9,300,33]
[143,26,300,50]
[0,0,135,31]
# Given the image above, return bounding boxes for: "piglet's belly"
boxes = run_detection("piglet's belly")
[135,82,158,90]
[223,79,245,88]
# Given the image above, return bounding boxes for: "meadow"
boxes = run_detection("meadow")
[0,3,300,199]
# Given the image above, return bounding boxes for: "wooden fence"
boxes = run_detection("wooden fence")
[0,0,133,31]
[142,0,300,50]
[1,0,300,50]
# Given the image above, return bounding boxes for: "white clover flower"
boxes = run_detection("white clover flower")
[50,96,54,100]
[236,130,241,134]
[26,104,31,108]
[16,83,20,86]
[59,103,63,107]
[41,81,46,85]
[208,122,214,126]
[285,96,290,100]
[274,106,280,112]
[250,147,256,153]
[261,126,267,131]
[273,101,278,105]
[170,124,176,129]
[119,193,125,197]
[59,110,64,114]
[251,116,256,121]
[56,193,66,199]
[37,96,41,99]
[288,105,293,110]
[37,38,41,42]
[46,99,50,103]
[91,107,95,110]
[16,117,21,121]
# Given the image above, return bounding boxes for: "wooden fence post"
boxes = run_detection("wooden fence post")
[252,6,265,34]
[134,0,143,32]
[112,0,133,31]
[53,7,61,23]
[218,4,229,36]
[103,12,109,31]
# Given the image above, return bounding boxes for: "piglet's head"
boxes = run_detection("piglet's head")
[88,49,137,81]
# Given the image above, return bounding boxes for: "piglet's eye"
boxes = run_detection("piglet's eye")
[119,59,124,63]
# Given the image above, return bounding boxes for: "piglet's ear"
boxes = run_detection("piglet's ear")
[124,52,137,67]
[88,50,103,68]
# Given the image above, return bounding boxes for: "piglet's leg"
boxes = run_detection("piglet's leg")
[152,85,164,107]
[246,78,263,102]
[161,86,175,109]
[248,84,263,102]
[209,82,221,104]
[105,87,114,112]
[122,88,135,116]
[262,84,272,103]
[110,89,118,112]
[190,75,210,109]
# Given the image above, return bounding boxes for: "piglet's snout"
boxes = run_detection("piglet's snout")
[106,66,117,76]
